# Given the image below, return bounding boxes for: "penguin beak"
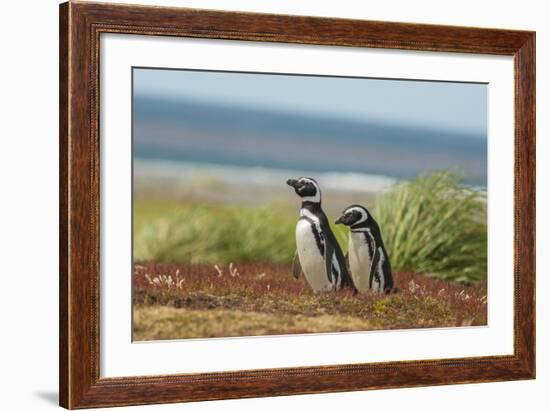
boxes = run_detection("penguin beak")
[286,179,298,188]
[334,216,344,225]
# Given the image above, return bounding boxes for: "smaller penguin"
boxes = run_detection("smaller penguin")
[335,205,394,293]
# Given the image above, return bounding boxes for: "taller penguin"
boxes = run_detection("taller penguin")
[286,177,356,293]
[335,205,394,293]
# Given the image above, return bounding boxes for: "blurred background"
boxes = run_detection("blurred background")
[133,68,487,212]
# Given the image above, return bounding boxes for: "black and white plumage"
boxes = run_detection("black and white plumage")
[286,177,356,293]
[335,205,393,293]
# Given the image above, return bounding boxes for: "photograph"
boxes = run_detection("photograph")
[131,68,489,341]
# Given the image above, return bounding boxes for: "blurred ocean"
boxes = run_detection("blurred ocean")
[133,95,487,188]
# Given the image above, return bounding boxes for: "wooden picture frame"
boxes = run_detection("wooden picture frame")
[59,1,535,408]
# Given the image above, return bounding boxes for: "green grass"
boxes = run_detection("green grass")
[375,171,487,282]
[134,171,487,283]
[133,201,183,234]
[134,203,296,264]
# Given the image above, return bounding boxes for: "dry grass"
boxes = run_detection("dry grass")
[133,261,487,341]
[134,307,376,340]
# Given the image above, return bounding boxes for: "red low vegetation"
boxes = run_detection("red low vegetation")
[134,261,487,330]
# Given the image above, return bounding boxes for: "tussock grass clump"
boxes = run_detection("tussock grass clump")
[375,171,487,283]
[134,204,296,264]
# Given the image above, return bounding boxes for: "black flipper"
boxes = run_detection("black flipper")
[292,250,303,279]
[322,233,336,284]
[382,251,394,291]
[344,251,350,272]
[369,248,381,290]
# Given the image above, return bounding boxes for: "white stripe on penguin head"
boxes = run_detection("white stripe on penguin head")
[299,177,321,203]
[345,206,369,226]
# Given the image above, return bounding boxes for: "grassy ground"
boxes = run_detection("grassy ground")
[133,261,487,341]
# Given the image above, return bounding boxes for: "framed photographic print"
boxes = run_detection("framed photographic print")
[59,1,535,408]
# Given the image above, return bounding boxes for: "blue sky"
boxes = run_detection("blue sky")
[134,68,487,138]
[132,68,488,185]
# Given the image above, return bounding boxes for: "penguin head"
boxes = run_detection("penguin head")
[335,205,370,227]
[286,177,321,202]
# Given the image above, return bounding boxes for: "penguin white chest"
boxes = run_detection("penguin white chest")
[295,219,333,292]
[348,231,373,292]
